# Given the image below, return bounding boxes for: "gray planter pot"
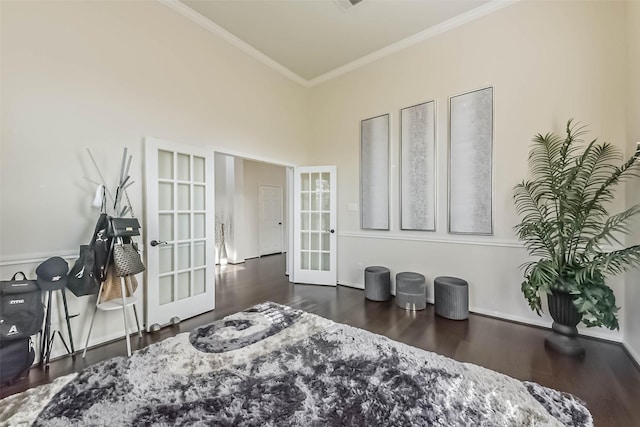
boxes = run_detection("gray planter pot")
[545,291,585,357]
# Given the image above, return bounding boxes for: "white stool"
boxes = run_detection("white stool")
[82,275,142,358]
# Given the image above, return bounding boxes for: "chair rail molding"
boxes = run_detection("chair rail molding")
[337,231,523,249]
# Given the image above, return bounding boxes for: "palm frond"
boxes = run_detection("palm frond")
[588,245,640,277]
[584,205,640,252]
[514,119,640,329]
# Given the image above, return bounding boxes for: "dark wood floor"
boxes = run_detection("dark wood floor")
[2,254,639,425]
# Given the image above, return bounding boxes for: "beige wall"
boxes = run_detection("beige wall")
[0,0,308,356]
[0,0,309,258]
[624,0,640,362]
[309,0,629,341]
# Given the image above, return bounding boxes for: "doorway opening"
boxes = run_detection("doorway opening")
[213,153,292,276]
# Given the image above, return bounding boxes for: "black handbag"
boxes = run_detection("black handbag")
[67,245,100,297]
[0,272,44,340]
[108,217,141,237]
[92,213,112,282]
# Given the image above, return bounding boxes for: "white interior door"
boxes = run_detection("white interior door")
[259,185,283,256]
[293,166,337,285]
[144,138,215,331]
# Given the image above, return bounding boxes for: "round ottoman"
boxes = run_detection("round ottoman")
[364,266,391,301]
[434,276,469,320]
[395,272,426,311]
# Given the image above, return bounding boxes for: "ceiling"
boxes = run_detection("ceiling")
[176,0,497,84]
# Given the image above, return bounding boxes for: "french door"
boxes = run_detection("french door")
[144,138,215,331]
[293,166,337,286]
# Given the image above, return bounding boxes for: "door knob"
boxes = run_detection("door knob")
[278,222,282,225]
[327,229,335,234]
[150,240,168,247]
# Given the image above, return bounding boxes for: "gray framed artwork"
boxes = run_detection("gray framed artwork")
[448,86,493,235]
[401,100,436,231]
[361,114,389,230]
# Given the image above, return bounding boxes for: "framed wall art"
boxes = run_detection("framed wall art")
[361,114,389,230]
[448,86,493,235]
[401,100,436,231]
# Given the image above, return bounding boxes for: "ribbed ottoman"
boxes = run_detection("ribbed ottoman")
[434,276,469,320]
[364,266,391,301]
[395,272,426,311]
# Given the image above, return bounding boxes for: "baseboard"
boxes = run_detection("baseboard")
[338,282,622,343]
[40,328,136,364]
[470,307,622,343]
[337,281,363,290]
[623,342,640,369]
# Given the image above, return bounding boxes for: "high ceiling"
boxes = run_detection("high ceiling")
[177,0,494,83]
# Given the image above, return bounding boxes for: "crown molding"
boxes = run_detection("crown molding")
[158,0,311,87]
[307,0,519,87]
[159,0,518,88]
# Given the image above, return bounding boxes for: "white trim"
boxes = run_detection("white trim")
[160,0,518,88]
[0,251,78,268]
[470,306,622,343]
[286,167,294,279]
[307,0,519,87]
[623,342,640,366]
[144,136,216,331]
[338,231,523,249]
[158,0,309,87]
[212,147,297,168]
[84,329,137,352]
[293,166,338,285]
[143,137,298,168]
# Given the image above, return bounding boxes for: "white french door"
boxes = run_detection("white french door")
[144,138,215,331]
[293,166,337,286]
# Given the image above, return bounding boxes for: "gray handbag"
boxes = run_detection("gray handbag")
[112,243,145,277]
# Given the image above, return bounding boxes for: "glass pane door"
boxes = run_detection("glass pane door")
[293,166,337,286]
[145,138,215,331]
[157,151,207,305]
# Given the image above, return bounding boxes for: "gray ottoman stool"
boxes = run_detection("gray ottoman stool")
[434,276,469,320]
[395,272,426,311]
[364,266,391,301]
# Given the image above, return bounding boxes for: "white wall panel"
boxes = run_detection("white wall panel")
[401,101,436,231]
[360,115,389,230]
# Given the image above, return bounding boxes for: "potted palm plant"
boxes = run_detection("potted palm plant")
[514,120,640,356]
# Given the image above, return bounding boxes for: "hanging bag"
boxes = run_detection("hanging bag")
[92,213,112,282]
[0,272,44,340]
[108,217,141,238]
[100,264,138,302]
[112,242,145,277]
[67,211,112,297]
[67,245,99,297]
[110,187,145,277]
